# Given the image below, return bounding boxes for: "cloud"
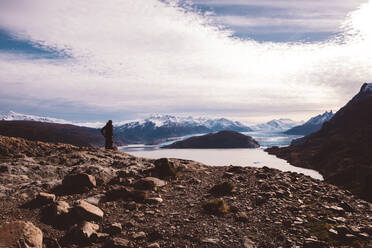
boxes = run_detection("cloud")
[0,0,371,121]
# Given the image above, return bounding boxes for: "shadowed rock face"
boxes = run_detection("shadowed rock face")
[163,131,260,149]
[267,84,372,202]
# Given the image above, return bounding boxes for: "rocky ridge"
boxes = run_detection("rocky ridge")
[0,135,371,247]
[267,83,372,202]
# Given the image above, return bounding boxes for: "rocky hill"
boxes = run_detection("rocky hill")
[267,83,372,202]
[0,120,107,147]
[0,135,371,247]
[163,131,260,149]
[285,111,334,135]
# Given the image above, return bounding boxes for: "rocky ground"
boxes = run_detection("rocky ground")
[0,136,371,248]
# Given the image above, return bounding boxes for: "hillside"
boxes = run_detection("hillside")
[267,83,372,202]
[163,131,260,149]
[285,111,334,135]
[0,135,371,247]
[0,120,106,147]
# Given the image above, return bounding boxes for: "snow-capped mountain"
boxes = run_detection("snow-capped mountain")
[0,111,70,123]
[0,111,104,128]
[114,115,252,144]
[250,119,301,132]
[285,111,334,135]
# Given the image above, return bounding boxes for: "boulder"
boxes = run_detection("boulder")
[62,173,96,193]
[0,221,43,248]
[74,200,104,221]
[153,158,177,179]
[133,177,166,190]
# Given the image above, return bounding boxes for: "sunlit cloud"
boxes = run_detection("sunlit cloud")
[0,0,371,122]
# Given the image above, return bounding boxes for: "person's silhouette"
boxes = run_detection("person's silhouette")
[101,120,114,149]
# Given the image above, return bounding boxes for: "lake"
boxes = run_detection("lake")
[120,131,323,180]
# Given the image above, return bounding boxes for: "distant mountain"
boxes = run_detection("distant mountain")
[0,120,106,147]
[285,111,334,135]
[0,111,104,128]
[114,115,252,144]
[267,83,372,202]
[163,130,260,149]
[250,118,301,132]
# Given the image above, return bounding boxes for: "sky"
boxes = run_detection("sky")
[0,0,371,123]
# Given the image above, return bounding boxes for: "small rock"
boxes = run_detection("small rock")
[0,221,43,248]
[326,205,345,215]
[188,177,201,184]
[236,212,249,222]
[132,231,146,239]
[201,238,219,244]
[84,195,103,206]
[105,223,122,235]
[37,192,56,205]
[147,242,160,248]
[146,197,163,204]
[339,201,354,212]
[68,221,99,242]
[203,199,229,215]
[74,200,104,221]
[53,200,70,217]
[209,181,234,196]
[243,237,256,248]
[303,238,327,248]
[328,228,338,237]
[105,237,131,248]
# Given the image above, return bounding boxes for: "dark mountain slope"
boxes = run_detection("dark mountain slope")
[267,83,372,201]
[0,120,106,147]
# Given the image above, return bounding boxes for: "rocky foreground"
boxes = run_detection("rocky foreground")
[0,136,371,248]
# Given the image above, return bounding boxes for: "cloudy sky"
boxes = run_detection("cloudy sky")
[0,0,371,123]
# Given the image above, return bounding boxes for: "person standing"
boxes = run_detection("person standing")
[101,120,114,149]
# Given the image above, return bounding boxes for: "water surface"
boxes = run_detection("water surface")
[120,131,323,180]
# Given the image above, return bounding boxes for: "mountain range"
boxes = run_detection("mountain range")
[250,118,301,132]
[284,111,334,135]
[267,83,372,202]
[1,111,324,145]
[114,115,253,144]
